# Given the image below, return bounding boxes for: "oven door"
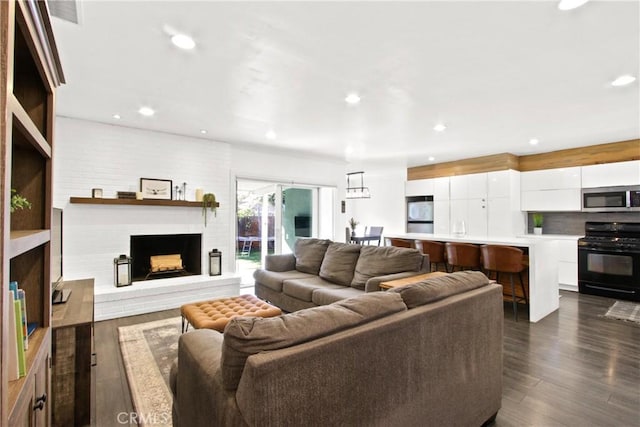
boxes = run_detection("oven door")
[578,245,640,301]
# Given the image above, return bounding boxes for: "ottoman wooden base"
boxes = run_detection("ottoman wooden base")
[180,294,282,333]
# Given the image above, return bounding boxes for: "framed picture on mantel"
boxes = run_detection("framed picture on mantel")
[140,178,172,200]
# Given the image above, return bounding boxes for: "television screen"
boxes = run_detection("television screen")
[294,215,311,237]
[51,208,69,303]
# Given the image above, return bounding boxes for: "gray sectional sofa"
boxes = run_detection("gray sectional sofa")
[254,238,430,312]
[171,271,503,426]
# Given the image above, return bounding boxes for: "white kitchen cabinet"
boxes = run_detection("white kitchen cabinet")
[487,170,512,198]
[556,239,578,290]
[487,197,521,237]
[433,177,450,201]
[434,200,450,234]
[581,160,640,188]
[521,167,581,191]
[449,175,468,200]
[467,197,488,236]
[450,173,487,200]
[467,173,488,198]
[521,188,581,211]
[405,178,434,197]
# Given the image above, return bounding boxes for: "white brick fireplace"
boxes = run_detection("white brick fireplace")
[54,118,240,319]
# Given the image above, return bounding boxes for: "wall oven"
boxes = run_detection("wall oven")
[578,222,640,301]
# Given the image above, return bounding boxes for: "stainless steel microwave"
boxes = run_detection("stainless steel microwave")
[582,186,640,212]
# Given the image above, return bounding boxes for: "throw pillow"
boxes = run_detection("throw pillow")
[389,271,490,308]
[220,292,407,390]
[351,246,423,290]
[319,242,361,286]
[294,238,331,274]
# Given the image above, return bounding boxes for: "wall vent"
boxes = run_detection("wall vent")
[48,0,80,24]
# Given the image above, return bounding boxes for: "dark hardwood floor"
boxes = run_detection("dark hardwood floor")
[91,291,639,426]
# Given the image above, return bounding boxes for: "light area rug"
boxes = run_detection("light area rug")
[118,317,182,427]
[604,300,640,324]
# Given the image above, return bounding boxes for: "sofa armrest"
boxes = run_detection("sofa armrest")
[173,330,247,427]
[265,254,296,272]
[365,271,429,293]
[419,254,431,273]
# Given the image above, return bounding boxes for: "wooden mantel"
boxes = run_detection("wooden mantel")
[69,197,219,208]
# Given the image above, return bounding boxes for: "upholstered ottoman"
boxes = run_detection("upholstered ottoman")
[180,294,282,333]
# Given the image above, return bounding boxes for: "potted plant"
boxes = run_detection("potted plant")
[348,217,359,237]
[532,213,543,235]
[202,193,217,226]
[10,189,31,213]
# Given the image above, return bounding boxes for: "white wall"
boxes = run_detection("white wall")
[346,168,407,238]
[54,117,348,293]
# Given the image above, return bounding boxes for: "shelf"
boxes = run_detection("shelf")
[10,230,50,258]
[9,95,51,158]
[69,197,219,208]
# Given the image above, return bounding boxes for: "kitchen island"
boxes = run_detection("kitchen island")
[384,233,560,322]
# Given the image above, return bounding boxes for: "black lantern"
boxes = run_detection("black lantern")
[114,254,132,287]
[209,249,222,276]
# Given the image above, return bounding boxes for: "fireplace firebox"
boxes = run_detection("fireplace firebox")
[130,234,202,281]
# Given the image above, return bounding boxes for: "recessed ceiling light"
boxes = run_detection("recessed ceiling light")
[558,0,589,11]
[345,93,361,104]
[529,138,539,146]
[265,130,277,140]
[611,75,636,87]
[171,33,196,50]
[433,124,447,132]
[200,129,207,134]
[112,114,121,119]
[138,106,155,117]
[428,156,436,162]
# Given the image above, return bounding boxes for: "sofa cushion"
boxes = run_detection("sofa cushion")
[221,292,407,390]
[388,271,490,308]
[311,286,365,306]
[319,242,361,286]
[253,269,316,292]
[351,246,423,290]
[282,277,344,302]
[294,238,331,274]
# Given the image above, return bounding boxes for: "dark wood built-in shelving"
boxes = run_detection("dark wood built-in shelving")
[69,197,220,208]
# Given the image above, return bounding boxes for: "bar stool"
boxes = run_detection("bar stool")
[415,240,446,272]
[480,245,528,321]
[444,242,481,272]
[387,238,414,248]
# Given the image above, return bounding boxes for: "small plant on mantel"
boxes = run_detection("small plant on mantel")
[202,193,217,227]
[10,189,31,213]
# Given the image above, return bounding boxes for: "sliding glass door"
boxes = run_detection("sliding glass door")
[236,179,334,281]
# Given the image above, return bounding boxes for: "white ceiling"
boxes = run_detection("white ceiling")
[50,1,640,168]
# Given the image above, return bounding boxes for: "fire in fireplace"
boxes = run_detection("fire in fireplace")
[130,234,202,281]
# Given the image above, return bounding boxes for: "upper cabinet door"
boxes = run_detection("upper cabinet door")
[450,173,487,200]
[405,178,434,196]
[449,175,468,200]
[521,167,581,191]
[433,177,450,201]
[581,160,640,188]
[467,173,488,199]
[487,170,512,198]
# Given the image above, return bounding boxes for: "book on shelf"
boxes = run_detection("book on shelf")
[14,297,26,378]
[17,289,28,350]
[7,292,20,381]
